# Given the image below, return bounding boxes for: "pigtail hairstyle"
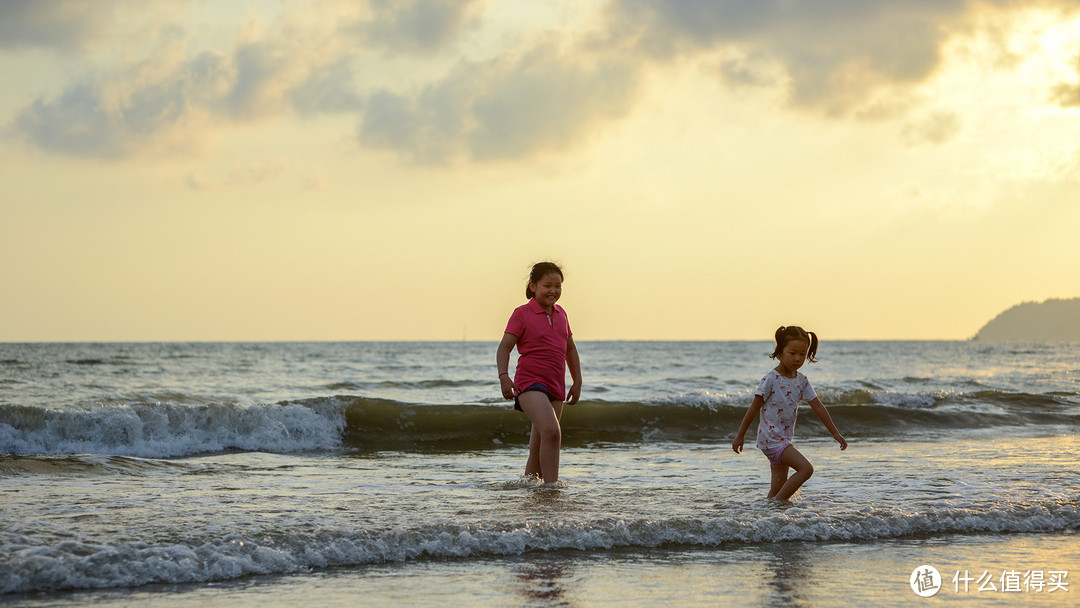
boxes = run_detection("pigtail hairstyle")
[770,325,819,363]
[806,331,819,363]
[524,261,564,299]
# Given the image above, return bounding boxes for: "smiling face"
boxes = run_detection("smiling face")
[529,272,562,311]
[776,339,809,376]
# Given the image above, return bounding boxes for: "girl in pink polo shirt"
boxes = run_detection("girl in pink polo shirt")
[732,326,847,501]
[496,262,583,484]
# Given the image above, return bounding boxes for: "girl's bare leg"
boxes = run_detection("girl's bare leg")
[518,392,563,483]
[768,463,789,499]
[772,446,814,501]
[524,423,542,478]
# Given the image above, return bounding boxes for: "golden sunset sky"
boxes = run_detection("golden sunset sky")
[2,0,1079,341]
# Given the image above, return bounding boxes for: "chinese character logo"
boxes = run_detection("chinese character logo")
[911,565,942,597]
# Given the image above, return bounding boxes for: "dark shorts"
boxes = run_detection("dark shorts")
[514,382,558,412]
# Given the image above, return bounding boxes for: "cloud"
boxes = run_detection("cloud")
[184,172,208,190]
[1053,82,1080,105]
[226,40,293,118]
[183,161,290,191]
[5,32,352,158]
[289,61,365,116]
[715,50,785,88]
[6,49,234,158]
[225,160,287,187]
[181,159,300,192]
[602,0,1057,116]
[357,41,641,164]
[7,83,128,157]
[0,0,182,52]
[0,0,118,51]
[1052,52,1080,106]
[4,1,370,158]
[11,0,1077,165]
[901,110,963,145]
[354,0,485,54]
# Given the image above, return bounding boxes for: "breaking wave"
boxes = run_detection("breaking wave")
[2,497,1077,594]
[1,389,1076,458]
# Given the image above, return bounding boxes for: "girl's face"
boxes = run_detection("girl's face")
[530,273,562,310]
[777,339,809,375]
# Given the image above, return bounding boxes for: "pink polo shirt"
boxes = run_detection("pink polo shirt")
[504,298,573,399]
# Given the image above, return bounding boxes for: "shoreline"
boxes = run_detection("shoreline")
[6,531,1077,607]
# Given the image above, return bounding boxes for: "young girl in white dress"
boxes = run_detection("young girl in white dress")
[732,326,847,501]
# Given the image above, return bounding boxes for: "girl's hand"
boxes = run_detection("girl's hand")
[500,375,516,400]
[732,435,744,454]
[834,433,848,450]
[566,380,582,405]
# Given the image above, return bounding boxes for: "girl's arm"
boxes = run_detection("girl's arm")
[732,396,764,453]
[565,335,582,405]
[808,398,847,450]
[496,333,518,400]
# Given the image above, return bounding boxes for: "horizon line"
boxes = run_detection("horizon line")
[1,337,994,344]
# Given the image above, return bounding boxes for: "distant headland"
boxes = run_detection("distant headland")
[973,297,1080,341]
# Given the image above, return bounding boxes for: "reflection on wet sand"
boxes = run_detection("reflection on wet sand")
[763,542,815,608]
[514,558,575,607]
[511,486,578,607]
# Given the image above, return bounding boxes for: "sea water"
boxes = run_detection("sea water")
[1,341,1078,606]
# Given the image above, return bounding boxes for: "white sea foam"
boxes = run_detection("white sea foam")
[0,400,346,458]
[3,500,1077,594]
[664,388,951,410]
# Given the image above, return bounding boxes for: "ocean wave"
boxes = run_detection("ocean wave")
[339,395,1079,451]
[0,400,345,459]
[2,498,1077,594]
[2,390,1077,458]
[0,454,201,477]
[325,379,489,392]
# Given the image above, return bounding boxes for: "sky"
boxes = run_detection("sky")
[2,0,1079,342]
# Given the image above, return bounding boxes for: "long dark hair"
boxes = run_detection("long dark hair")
[770,325,819,363]
[525,262,563,299]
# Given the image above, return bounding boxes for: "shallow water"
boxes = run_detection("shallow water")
[2,341,1078,604]
[6,533,1078,607]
